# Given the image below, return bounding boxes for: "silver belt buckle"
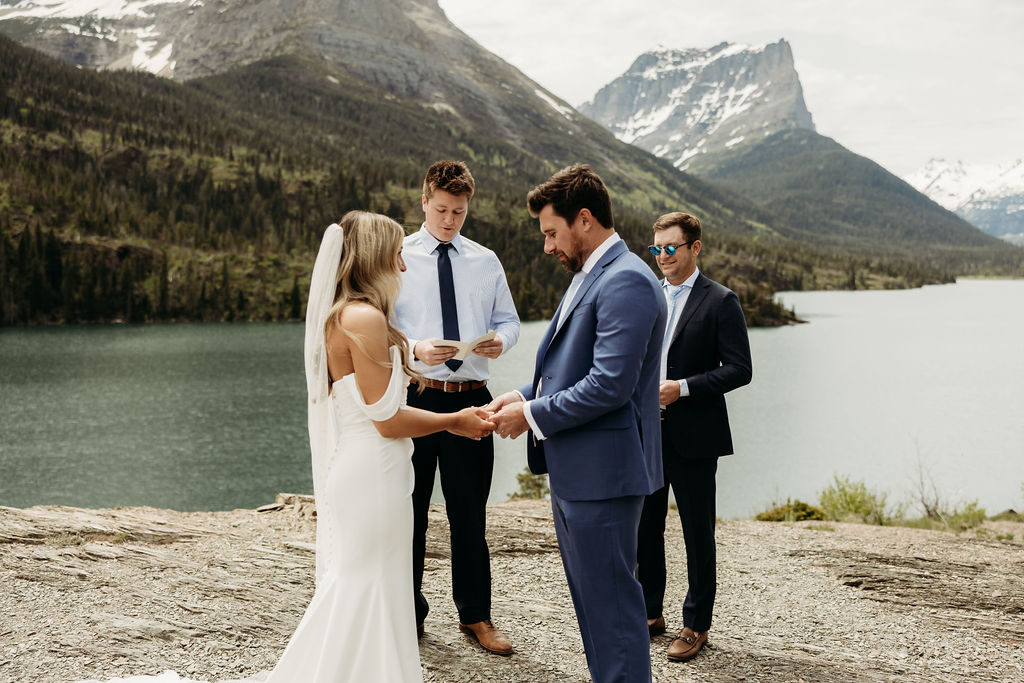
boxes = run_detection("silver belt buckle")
[443,379,451,392]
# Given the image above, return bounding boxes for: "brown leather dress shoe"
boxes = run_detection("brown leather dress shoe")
[458,619,514,656]
[648,616,666,637]
[667,627,708,662]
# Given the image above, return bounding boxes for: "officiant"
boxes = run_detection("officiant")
[394,160,521,655]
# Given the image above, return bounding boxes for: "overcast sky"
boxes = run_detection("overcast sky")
[438,0,1023,177]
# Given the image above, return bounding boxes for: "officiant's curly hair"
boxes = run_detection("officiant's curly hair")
[423,160,475,199]
[326,211,419,380]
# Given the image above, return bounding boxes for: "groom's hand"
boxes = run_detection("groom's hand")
[491,402,528,439]
[483,391,522,414]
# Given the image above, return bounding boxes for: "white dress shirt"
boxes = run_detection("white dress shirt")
[394,224,520,381]
[521,232,622,439]
[661,267,701,399]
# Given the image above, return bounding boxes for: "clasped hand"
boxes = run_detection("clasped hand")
[446,392,529,441]
[481,392,529,440]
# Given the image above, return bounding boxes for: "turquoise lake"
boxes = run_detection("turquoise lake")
[1,279,1022,518]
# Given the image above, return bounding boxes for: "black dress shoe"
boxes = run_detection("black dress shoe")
[417,622,424,639]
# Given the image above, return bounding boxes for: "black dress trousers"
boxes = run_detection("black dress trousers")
[408,384,494,626]
[637,425,719,632]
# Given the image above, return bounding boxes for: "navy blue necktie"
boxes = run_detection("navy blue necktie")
[436,242,462,372]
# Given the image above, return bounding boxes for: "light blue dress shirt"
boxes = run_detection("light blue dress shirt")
[661,266,701,398]
[394,224,521,382]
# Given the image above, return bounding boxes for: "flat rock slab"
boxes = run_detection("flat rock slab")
[1,501,1023,682]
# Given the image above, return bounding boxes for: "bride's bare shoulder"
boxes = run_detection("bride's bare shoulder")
[337,301,386,330]
[330,302,388,348]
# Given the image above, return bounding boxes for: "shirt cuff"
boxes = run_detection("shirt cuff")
[678,379,690,397]
[521,399,546,440]
[408,338,421,361]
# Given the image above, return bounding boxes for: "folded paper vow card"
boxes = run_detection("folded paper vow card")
[435,330,497,361]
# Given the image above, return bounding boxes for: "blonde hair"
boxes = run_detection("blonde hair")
[326,211,418,380]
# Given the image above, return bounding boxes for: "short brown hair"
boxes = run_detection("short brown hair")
[526,164,614,229]
[653,212,702,243]
[423,160,475,200]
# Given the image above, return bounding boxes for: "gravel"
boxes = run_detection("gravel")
[1,497,1022,682]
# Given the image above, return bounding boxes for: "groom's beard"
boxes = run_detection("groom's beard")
[554,231,585,273]
[555,249,584,273]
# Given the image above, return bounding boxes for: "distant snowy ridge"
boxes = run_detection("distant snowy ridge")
[0,1,198,22]
[906,158,1024,245]
[0,0,203,76]
[0,0,613,163]
[580,39,814,169]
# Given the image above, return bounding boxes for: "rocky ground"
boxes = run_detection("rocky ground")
[1,496,1023,682]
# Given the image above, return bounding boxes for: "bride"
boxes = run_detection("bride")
[275,211,495,682]
[79,211,495,683]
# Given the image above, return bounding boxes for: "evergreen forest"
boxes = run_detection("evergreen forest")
[3,35,1016,328]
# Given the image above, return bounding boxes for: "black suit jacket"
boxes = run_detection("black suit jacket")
[662,272,752,459]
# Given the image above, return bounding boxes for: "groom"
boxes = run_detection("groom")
[488,164,666,682]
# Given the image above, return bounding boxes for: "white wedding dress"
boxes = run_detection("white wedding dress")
[79,346,423,683]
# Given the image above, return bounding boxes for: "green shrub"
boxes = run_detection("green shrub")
[818,475,903,526]
[946,500,986,531]
[755,498,827,522]
[510,468,550,500]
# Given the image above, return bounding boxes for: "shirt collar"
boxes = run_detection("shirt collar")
[665,267,700,291]
[418,223,464,254]
[581,232,621,275]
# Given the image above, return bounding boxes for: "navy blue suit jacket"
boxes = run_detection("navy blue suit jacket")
[518,239,666,501]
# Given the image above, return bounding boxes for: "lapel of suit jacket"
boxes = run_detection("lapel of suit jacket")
[543,239,627,356]
[667,272,710,348]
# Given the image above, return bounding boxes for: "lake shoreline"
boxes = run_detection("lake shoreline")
[2,497,1022,682]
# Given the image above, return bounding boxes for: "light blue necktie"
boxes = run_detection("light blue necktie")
[557,271,586,328]
[663,283,686,347]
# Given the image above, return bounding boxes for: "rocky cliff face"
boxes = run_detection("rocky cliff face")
[905,158,1024,245]
[0,0,594,158]
[580,39,815,169]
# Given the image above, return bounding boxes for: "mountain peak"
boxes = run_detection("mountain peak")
[906,158,1024,244]
[580,38,814,168]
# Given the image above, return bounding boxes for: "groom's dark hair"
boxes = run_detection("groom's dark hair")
[527,164,614,229]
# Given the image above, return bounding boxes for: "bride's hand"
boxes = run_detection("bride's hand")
[447,406,496,440]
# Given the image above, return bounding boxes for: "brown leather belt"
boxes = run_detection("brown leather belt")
[410,377,487,393]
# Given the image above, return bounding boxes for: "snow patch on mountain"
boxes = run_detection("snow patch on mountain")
[905,159,1024,211]
[0,0,209,77]
[906,158,1024,244]
[0,0,195,22]
[534,88,574,120]
[580,39,815,169]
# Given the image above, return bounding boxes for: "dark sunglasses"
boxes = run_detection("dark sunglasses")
[648,240,696,256]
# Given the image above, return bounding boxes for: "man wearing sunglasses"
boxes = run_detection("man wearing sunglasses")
[638,212,752,663]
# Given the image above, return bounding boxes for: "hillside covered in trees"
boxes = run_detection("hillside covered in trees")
[0,36,992,328]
